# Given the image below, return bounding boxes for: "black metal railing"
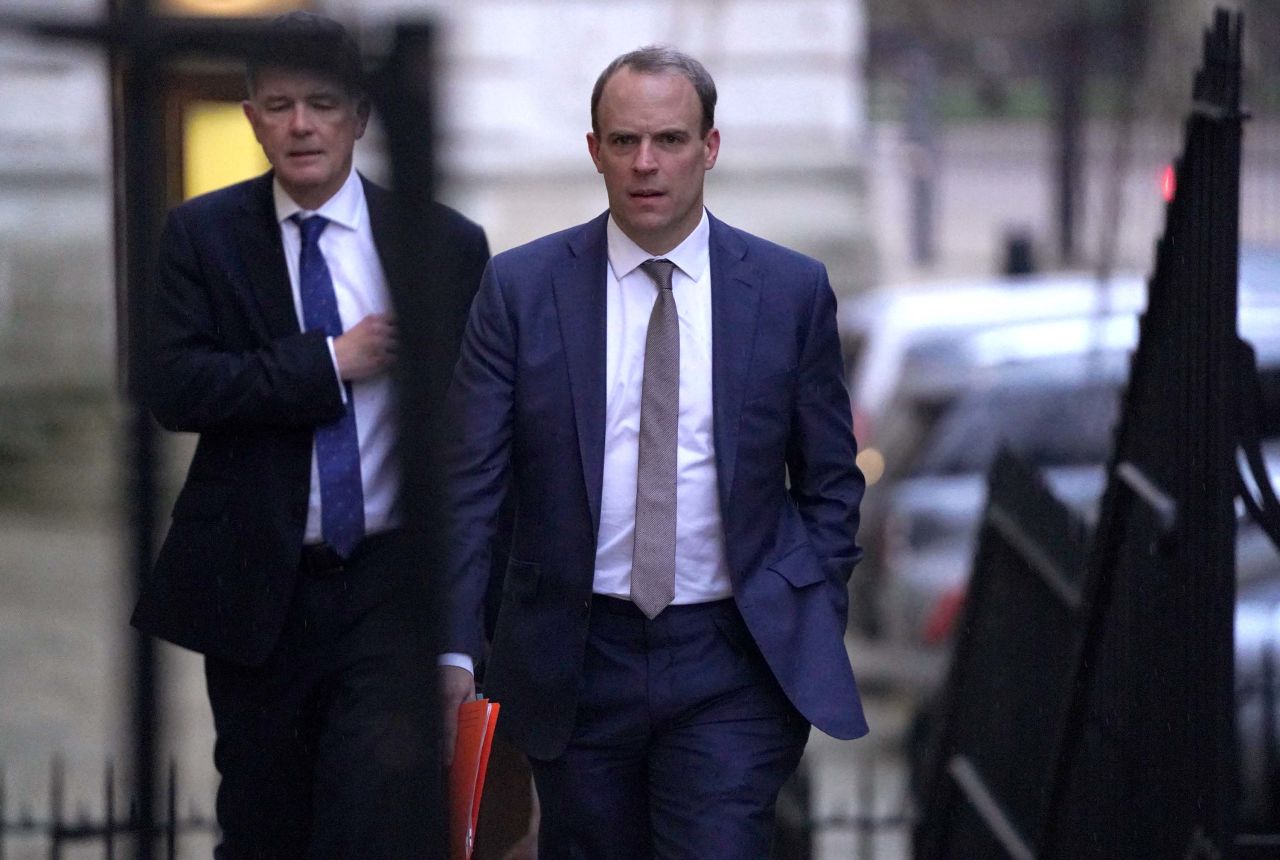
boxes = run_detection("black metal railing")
[773,747,915,859]
[807,756,916,859]
[0,758,216,859]
[913,452,1092,859]
[914,8,1280,858]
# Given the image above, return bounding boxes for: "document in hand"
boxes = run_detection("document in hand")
[450,697,501,860]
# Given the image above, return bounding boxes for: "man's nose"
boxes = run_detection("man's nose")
[288,105,315,135]
[632,140,658,173]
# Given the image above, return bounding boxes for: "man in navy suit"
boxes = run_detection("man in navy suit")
[131,12,489,857]
[441,46,867,857]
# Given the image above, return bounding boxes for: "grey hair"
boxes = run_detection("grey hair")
[590,45,717,137]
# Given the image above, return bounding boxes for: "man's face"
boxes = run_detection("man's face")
[243,67,369,209]
[587,68,720,255]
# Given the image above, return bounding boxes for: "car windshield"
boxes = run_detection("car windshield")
[910,379,1122,476]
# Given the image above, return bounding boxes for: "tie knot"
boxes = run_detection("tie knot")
[291,214,330,246]
[640,258,677,292]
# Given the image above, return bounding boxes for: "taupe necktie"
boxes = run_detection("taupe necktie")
[631,258,679,619]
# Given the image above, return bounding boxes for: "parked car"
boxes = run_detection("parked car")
[841,248,1280,639]
[840,270,1140,636]
[840,271,1144,445]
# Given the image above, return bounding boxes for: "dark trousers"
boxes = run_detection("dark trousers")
[530,596,810,860]
[204,533,436,859]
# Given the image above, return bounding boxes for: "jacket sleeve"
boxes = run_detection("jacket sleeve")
[442,258,517,662]
[785,264,866,588]
[145,207,345,434]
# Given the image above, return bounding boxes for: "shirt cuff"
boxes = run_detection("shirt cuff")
[325,336,347,405]
[438,652,475,676]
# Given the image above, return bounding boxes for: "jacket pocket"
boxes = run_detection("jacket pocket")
[768,543,826,588]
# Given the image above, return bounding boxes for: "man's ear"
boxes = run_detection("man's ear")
[354,99,372,140]
[242,100,264,144]
[586,132,604,174]
[703,127,720,171]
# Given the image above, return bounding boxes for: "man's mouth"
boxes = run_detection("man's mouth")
[630,190,664,199]
[289,149,324,160]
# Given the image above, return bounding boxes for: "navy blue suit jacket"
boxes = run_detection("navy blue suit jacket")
[132,171,490,666]
[445,212,868,759]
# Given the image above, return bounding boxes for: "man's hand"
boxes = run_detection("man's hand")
[334,313,397,381]
[438,664,476,767]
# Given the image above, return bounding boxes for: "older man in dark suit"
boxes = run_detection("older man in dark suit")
[131,12,489,857]
[441,46,867,858]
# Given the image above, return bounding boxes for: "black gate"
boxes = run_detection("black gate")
[916,9,1280,857]
[914,452,1091,859]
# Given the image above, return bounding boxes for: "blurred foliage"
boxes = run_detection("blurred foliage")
[869,76,1050,123]
[866,0,1280,121]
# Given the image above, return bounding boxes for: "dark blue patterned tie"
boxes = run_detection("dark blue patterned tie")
[293,214,365,557]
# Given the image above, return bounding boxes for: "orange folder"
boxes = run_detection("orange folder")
[450,697,501,860]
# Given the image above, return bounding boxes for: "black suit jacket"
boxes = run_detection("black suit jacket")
[132,171,489,666]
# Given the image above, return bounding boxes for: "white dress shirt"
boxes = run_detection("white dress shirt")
[594,209,732,602]
[274,168,399,543]
[444,209,735,678]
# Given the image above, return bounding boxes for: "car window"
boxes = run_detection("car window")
[911,380,1122,476]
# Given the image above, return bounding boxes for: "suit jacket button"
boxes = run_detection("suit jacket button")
[582,599,590,617]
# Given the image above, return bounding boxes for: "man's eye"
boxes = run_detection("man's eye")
[310,100,339,111]
[611,135,637,146]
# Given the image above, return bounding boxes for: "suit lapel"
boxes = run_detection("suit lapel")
[554,214,610,534]
[709,214,761,510]
[363,175,396,278]
[233,173,299,340]
[551,213,758,531]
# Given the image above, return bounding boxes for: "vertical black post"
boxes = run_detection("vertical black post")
[112,0,165,857]
[855,757,874,860]
[165,762,175,860]
[1052,9,1087,265]
[1264,644,1279,822]
[371,23,447,859]
[105,759,115,860]
[49,758,63,860]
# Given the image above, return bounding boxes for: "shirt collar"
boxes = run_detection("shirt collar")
[607,208,709,283]
[273,167,365,232]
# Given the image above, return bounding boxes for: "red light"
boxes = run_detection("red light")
[852,406,870,445]
[921,585,967,646]
[1161,164,1176,202]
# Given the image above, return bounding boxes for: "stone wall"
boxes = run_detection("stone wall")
[0,31,116,514]
[344,0,875,294]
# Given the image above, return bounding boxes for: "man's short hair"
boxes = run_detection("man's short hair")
[245,11,365,98]
[591,46,717,137]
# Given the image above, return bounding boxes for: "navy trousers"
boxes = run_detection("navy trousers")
[204,533,436,859]
[530,596,811,859]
